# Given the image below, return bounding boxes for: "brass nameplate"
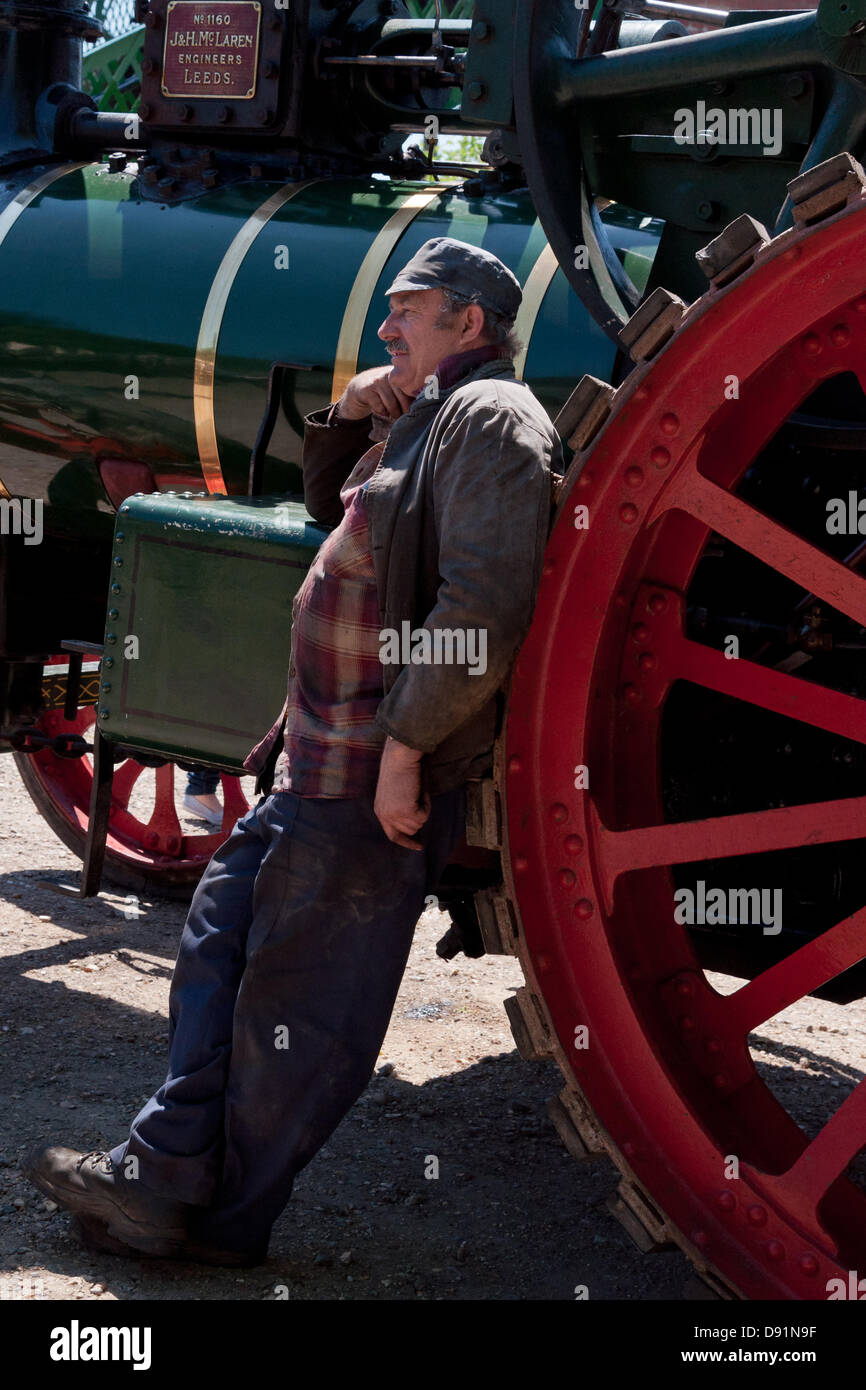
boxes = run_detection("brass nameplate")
[162,1,261,100]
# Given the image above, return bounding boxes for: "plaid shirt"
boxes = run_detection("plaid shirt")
[272,439,387,797]
[243,345,508,797]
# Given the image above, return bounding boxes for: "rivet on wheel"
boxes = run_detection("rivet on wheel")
[798,1254,818,1275]
[508,756,522,773]
[650,446,670,468]
[632,623,649,642]
[514,855,528,872]
[559,868,576,887]
[782,245,802,262]
[676,977,693,997]
[564,834,584,854]
[679,1016,695,1033]
[831,323,850,346]
[660,412,680,436]
[747,1204,767,1226]
[622,683,639,704]
[692,1230,709,1249]
[803,333,822,356]
[575,471,593,490]
[638,652,656,671]
[712,1072,728,1089]
[620,503,638,523]
[574,898,594,920]
[648,592,668,614]
[536,953,552,972]
[625,466,644,488]
[855,296,866,314]
[622,1140,636,1157]
[634,384,650,401]
[550,803,568,823]
[767,1239,785,1262]
[716,1191,736,1212]
[704,1035,722,1055]
[543,560,555,575]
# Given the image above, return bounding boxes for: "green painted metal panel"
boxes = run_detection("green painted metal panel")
[100,492,327,766]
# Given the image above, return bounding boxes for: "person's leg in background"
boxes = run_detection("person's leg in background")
[184,767,223,827]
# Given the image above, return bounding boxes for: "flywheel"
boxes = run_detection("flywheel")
[498,154,866,1300]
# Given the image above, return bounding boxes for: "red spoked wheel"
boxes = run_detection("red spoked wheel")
[14,678,252,899]
[503,180,866,1298]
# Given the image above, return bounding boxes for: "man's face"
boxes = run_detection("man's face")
[377,288,486,398]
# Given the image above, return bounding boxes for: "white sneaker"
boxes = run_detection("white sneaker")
[182,793,224,828]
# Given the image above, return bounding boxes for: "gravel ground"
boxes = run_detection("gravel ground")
[0,752,863,1303]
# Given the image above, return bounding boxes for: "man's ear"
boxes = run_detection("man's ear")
[463,301,488,345]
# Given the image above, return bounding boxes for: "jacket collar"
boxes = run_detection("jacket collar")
[403,356,518,420]
[368,358,518,444]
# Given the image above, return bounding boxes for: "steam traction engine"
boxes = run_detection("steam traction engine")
[2,0,866,1300]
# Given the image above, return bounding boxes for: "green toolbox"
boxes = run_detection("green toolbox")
[98,492,327,771]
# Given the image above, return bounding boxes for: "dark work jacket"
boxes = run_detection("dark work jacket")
[246,357,562,796]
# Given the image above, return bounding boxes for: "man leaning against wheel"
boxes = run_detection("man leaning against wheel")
[26,236,563,1266]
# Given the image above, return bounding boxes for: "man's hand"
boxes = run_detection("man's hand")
[336,365,414,422]
[374,737,430,850]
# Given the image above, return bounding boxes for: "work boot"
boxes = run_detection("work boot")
[72,1215,267,1268]
[25,1145,188,1256]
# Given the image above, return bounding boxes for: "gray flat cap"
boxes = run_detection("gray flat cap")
[385,236,522,319]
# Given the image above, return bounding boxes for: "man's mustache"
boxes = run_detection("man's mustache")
[387,340,410,355]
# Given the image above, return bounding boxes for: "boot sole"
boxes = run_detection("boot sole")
[73,1215,265,1267]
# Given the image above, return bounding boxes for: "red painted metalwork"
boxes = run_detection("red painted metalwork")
[22,704,250,893]
[504,195,866,1297]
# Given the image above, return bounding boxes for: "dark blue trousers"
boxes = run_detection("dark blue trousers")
[109,786,465,1252]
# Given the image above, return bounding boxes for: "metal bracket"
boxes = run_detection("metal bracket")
[45,640,111,900]
[44,722,115,900]
[248,360,315,497]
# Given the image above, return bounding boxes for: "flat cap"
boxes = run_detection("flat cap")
[385,236,522,320]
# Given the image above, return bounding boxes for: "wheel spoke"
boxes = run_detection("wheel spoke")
[728,905,866,1034]
[674,632,866,745]
[773,1076,866,1221]
[219,774,249,828]
[109,758,147,811]
[591,797,866,913]
[143,764,183,855]
[653,462,866,630]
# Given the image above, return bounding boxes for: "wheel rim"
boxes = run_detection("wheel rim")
[23,700,250,889]
[504,196,866,1298]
